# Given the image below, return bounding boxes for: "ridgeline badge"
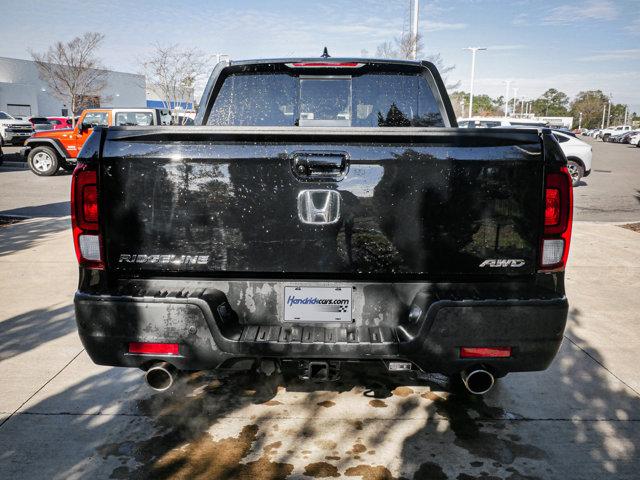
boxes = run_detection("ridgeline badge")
[118,254,209,265]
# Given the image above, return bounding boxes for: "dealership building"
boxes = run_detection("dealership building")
[0,56,146,117]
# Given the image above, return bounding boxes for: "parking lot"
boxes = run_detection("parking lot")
[1,138,639,479]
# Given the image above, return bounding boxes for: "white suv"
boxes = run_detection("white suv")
[553,130,592,186]
[0,111,34,146]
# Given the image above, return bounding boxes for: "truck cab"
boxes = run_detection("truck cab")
[23,108,169,176]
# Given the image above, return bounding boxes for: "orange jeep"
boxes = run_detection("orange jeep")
[22,108,171,176]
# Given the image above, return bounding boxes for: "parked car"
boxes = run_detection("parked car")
[598,125,633,142]
[629,133,640,146]
[22,108,170,176]
[588,129,600,138]
[553,130,592,186]
[0,111,34,146]
[611,130,640,143]
[458,117,548,128]
[71,57,573,396]
[47,116,74,130]
[28,117,54,132]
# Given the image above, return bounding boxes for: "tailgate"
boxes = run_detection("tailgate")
[99,128,544,278]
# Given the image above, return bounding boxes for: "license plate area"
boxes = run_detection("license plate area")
[284,286,353,323]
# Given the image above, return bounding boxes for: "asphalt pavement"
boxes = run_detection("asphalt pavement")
[0,138,639,479]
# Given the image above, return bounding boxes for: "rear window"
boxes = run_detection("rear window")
[207,72,444,127]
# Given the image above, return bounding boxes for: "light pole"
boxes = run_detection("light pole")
[578,112,583,130]
[503,80,512,117]
[410,0,420,60]
[512,88,519,116]
[463,47,487,118]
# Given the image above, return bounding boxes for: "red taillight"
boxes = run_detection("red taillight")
[460,347,512,358]
[128,342,179,355]
[544,188,560,226]
[83,184,98,224]
[71,164,103,269]
[285,62,365,68]
[540,167,573,271]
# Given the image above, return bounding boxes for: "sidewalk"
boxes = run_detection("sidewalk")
[0,218,639,479]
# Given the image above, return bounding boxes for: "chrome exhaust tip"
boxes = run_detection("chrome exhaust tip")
[144,361,177,392]
[461,367,495,395]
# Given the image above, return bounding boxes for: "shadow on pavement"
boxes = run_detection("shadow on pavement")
[0,309,638,479]
[0,201,70,219]
[0,305,75,362]
[0,165,28,173]
[0,216,70,257]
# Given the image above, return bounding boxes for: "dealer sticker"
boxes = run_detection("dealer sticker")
[284,286,352,323]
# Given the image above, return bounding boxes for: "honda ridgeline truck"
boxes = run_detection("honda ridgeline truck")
[72,58,573,394]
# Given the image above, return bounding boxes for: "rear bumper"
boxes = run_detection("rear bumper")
[74,287,568,376]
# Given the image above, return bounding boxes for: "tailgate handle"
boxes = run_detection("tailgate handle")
[292,152,349,181]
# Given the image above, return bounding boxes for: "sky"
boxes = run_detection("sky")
[2,0,639,112]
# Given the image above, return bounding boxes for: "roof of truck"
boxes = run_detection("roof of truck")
[228,57,426,67]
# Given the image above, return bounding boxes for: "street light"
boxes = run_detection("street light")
[503,80,512,117]
[463,47,487,118]
[512,87,519,117]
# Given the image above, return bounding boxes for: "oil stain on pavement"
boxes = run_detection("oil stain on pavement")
[90,364,578,480]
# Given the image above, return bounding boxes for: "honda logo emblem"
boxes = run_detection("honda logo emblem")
[297,190,341,224]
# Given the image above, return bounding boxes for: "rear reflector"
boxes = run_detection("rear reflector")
[460,347,512,358]
[128,342,179,355]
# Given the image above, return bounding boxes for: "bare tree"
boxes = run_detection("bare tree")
[374,33,459,90]
[375,33,423,60]
[375,41,397,58]
[31,32,108,128]
[397,32,424,60]
[142,44,209,124]
[425,52,460,90]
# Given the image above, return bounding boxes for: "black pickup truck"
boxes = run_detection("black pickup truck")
[72,58,573,394]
